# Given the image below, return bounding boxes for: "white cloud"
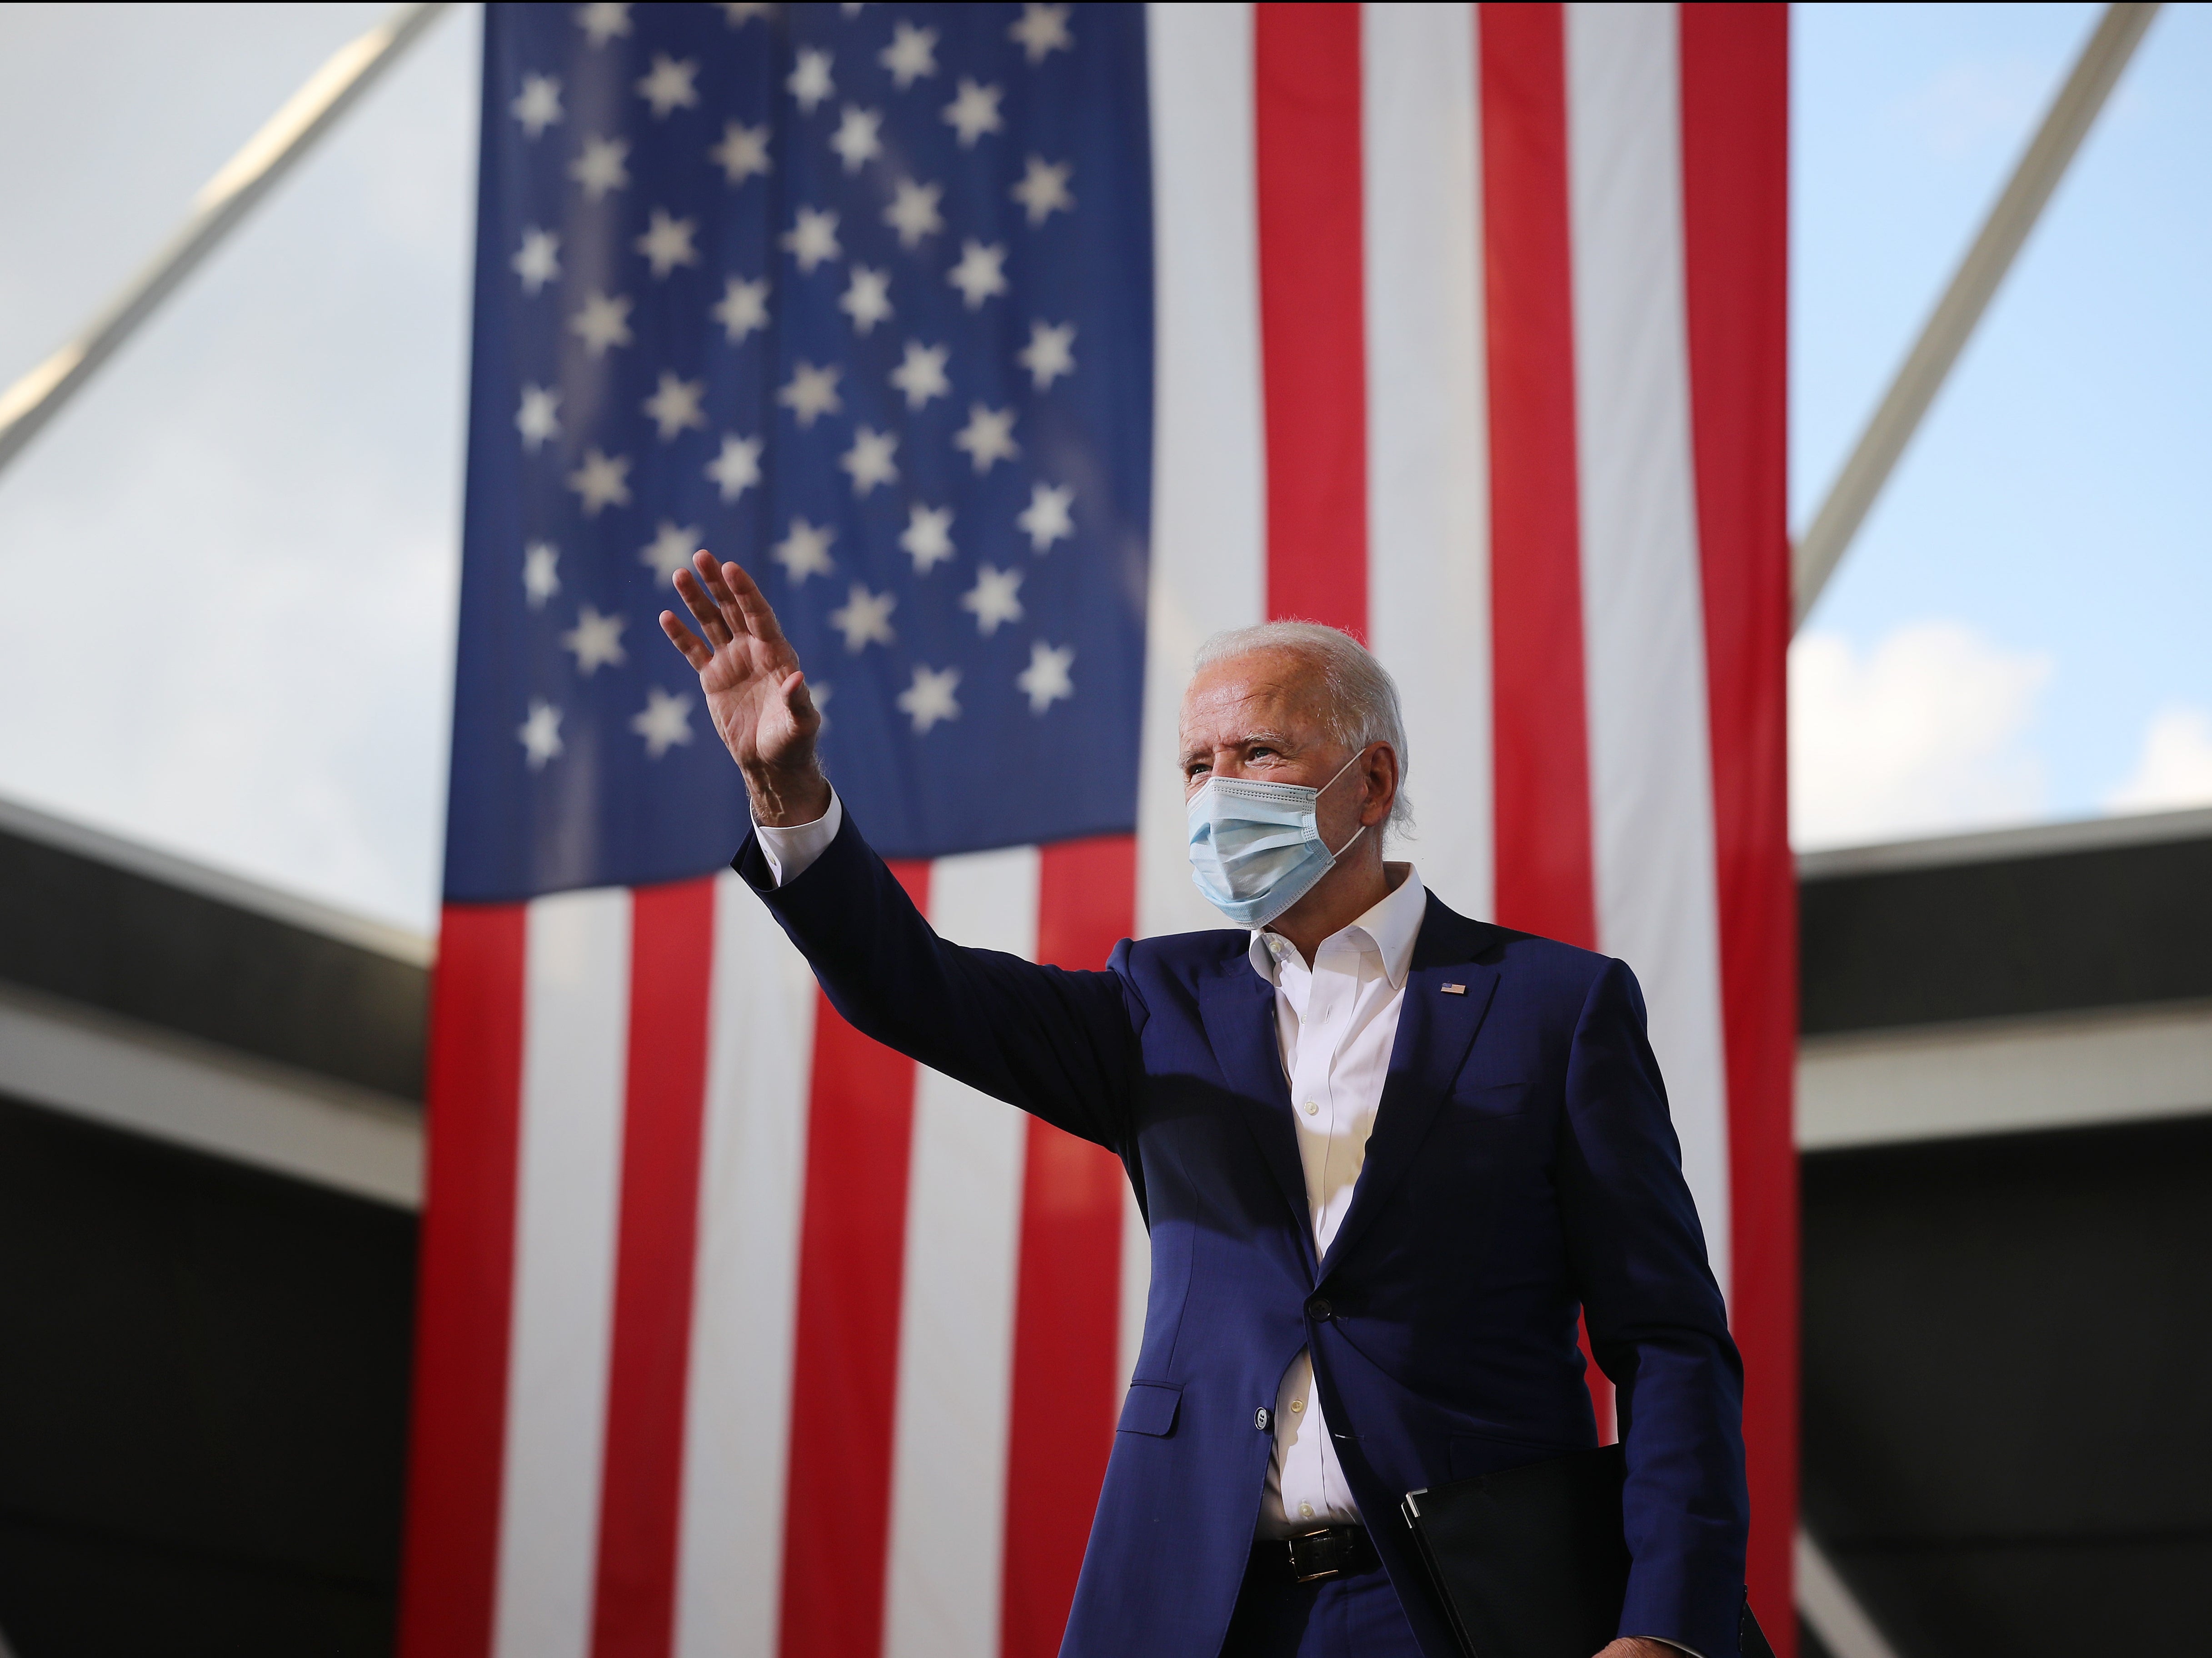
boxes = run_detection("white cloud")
[2104,706,2212,815]
[1790,622,2052,849]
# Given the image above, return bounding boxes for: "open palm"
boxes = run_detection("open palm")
[659,551,826,815]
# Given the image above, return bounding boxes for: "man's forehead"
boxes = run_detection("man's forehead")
[1179,653,1327,742]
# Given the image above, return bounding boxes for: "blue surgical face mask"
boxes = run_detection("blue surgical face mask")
[1186,752,1366,929]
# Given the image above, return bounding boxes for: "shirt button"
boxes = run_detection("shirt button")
[1290,1399,1305,1414]
[1299,1502,1316,1519]
[1301,1100,1319,1116]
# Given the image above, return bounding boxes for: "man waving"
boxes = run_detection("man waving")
[661,553,1748,1658]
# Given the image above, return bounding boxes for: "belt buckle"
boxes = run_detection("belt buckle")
[1287,1527,1346,1584]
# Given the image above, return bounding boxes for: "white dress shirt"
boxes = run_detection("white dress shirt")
[1249,864,1428,1538]
[751,789,845,884]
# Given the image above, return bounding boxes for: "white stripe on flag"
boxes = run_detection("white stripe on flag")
[1565,1,1733,1292]
[1363,0,1495,917]
[1139,0,1266,943]
[673,873,820,1658]
[494,888,631,1658]
[882,846,1040,1658]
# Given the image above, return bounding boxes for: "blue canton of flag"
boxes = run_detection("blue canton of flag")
[445,1,1153,900]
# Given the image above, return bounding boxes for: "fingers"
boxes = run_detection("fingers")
[658,609,714,670]
[671,563,733,646]
[720,559,788,645]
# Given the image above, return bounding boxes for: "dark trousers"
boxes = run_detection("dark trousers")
[1217,1541,1427,1658]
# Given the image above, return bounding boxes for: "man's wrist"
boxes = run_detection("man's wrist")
[743,760,832,827]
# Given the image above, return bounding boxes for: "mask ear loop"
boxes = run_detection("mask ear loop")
[1315,747,1373,859]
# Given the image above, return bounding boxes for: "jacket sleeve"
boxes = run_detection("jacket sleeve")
[734,807,1144,1155]
[1554,956,1750,1658]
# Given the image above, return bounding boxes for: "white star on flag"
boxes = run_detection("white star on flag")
[1010,3,1074,64]
[901,504,955,573]
[711,121,770,184]
[884,178,944,248]
[1016,640,1076,713]
[639,521,702,580]
[880,23,939,88]
[829,105,884,172]
[841,427,899,495]
[636,209,699,278]
[643,372,706,440]
[773,518,836,583]
[942,78,1004,147]
[631,687,695,757]
[1017,481,1075,551]
[829,583,897,652]
[897,664,963,732]
[512,75,564,138]
[788,47,834,113]
[568,448,632,515]
[719,1,772,25]
[1011,157,1074,225]
[890,340,951,409]
[522,542,561,608]
[636,55,700,118]
[570,291,634,356]
[947,239,1009,309]
[578,2,631,47]
[1018,320,1076,389]
[517,698,564,768]
[570,135,630,199]
[778,361,843,426]
[512,228,561,294]
[706,433,762,502]
[516,384,561,450]
[713,276,769,342]
[961,564,1024,635]
[840,266,893,334]
[782,206,842,272]
[954,403,1019,473]
[561,605,628,674]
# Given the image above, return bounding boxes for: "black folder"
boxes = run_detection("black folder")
[1400,1444,1773,1658]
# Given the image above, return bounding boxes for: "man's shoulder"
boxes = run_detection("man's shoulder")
[1415,892,1617,998]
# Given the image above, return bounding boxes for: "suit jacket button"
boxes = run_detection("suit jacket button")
[1307,1298,1333,1321]
[1255,1407,1272,1431]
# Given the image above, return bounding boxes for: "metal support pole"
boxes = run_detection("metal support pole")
[1791,1,2161,630]
[0,2,450,480]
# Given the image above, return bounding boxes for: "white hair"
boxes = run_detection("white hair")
[1193,620,1414,834]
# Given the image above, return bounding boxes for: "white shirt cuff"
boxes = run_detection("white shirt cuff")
[753,788,842,887]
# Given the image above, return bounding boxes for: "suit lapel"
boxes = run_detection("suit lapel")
[1318,896,1503,1279]
[1197,957,1319,1276]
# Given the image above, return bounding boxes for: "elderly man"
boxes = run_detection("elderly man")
[660,553,1748,1658]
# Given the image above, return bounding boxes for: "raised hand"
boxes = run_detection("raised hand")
[659,550,832,826]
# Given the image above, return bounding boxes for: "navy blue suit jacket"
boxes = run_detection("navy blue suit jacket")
[738,812,1748,1658]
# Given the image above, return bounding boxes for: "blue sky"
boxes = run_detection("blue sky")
[1790,2,2212,843]
[0,4,2204,927]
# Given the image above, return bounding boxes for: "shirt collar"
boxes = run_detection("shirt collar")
[1246,865,1428,991]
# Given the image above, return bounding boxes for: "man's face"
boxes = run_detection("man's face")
[1178,648,1348,799]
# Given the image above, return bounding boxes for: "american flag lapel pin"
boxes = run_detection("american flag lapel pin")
[1441,982,1467,995]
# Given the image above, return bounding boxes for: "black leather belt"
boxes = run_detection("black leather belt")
[1255,1524,1378,1584]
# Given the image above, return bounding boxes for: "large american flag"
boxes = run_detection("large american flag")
[401,6,1795,1658]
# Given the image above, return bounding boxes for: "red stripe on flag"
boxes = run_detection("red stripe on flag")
[592,878,717,1658]
[780,859,933,1658]
[1479,2,1598,951]
[1680,6,1798,1646]
[397,903,528,1658]
[1002,836,1137,1658]
[1255,1,1368,637]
